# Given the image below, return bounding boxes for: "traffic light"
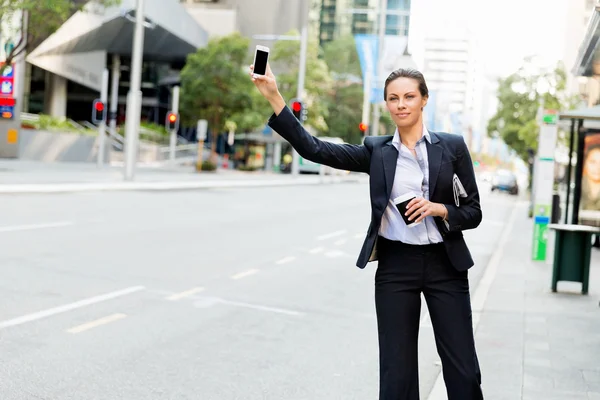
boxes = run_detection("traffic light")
[290,99,306,122]
[359,122,368,134]
[91,99,106,124]
[166,111,179,131]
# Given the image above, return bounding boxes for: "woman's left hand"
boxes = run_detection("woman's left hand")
[405,198,446,224]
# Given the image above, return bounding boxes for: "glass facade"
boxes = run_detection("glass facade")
[318,0,411,44]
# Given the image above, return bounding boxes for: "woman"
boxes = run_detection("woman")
[250,64,484,400]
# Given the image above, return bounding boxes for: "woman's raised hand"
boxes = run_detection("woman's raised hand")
[249,63,280,101]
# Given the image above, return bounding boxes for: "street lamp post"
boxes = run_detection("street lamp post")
[291,0,309,177]
[371,0,387,137]
[251,0,309,177]
[123,0,146,181]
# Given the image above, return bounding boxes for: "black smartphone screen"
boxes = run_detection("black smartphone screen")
[254,50,268,75]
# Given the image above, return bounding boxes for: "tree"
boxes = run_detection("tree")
[270,30,332,132]
[0,0,120,74]
[320,34,367,143]
[322,34,362,80]
[487,58,580,161]
[179,32,263,156]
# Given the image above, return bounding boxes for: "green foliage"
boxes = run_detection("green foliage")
[196,160,217,171]
[487,58,581,161]
[271,30,333,132]
[30,114,94,135]
[322,34,362,79]
[180,33,265,153]
[0,0,120,74]
[323,83,364,144]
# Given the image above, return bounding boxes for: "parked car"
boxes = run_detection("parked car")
[491,169,519,195]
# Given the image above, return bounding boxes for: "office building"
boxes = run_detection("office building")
[565,0,598,105]
[317,0,411,45]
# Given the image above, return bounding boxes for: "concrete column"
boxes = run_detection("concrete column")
[109,54,121,131]
[44,72,67,118]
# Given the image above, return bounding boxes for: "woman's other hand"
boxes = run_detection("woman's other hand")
[405,197,448,224]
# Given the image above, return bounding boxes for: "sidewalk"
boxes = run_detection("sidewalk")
[475,202,600,400]
[0,160,367,194]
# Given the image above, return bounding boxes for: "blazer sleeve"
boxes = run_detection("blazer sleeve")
[268,106,371,174]
[443,138,482,232]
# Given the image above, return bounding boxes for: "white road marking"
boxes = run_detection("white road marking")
[0,221,74,233]
[354,233,363,239]
[166,287,204,301]
[426,204,521,400]
[334,239,347,246]
[0,286,144,330]
[324,250,352,258]
[66,313,127,334]
[192,296,304,316]
[316,230,347,240]
[219,299,304,317]
[309,247,324,254]
[276,256,296,265]
[231,269,259,280]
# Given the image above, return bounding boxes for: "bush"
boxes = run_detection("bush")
[196,160,217,171]
[237,165,258,172]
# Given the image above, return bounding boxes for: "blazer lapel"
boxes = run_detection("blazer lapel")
[426,132,443,198]
[382,142,398,201]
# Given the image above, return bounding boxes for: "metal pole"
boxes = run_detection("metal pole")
[564,118,575,224]
[169,86,180,164]
[362,67,372,137]
[124,0,146,181]
[97,69,109,167]
[109,54,120,132]
[371,0,387,137]
[291,0,309,177]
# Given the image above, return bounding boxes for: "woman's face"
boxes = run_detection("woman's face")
[585,148,600,182]
[385,77,428,129]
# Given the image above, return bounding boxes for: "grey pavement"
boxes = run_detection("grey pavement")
[472,202,600,400]
[0,178,515,399]
[0,160,367,193]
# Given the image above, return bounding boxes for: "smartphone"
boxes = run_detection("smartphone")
[253,45,270,76]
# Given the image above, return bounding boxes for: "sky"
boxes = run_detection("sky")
[410,0,570,78]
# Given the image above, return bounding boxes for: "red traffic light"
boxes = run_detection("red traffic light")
[292,101,302,113]
[359,122,368,132]
[167,113,177,123]
[94,101,104,112]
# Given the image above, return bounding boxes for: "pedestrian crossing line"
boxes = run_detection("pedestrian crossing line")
[231,269,259,280]
[166,287,205,301]
[276,256,296,265]
[66,313,127,334]
[316,230,347,241]
[309,247,324,254]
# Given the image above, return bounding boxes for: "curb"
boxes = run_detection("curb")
[0,176,368,194]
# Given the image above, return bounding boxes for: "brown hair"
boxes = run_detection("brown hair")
[383,68,429,100]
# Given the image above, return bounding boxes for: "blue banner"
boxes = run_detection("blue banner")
[354,34,381,104]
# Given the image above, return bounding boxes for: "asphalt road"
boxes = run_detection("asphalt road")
[0,178,518,399]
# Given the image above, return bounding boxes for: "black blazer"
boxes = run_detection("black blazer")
[268,106,482,271]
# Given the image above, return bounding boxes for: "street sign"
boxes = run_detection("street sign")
[1,81,14,95]
[0,105,14,119]
[542,110,558,125]
[0,63,14,78]
[197,119,208,141]
[6,128,17,144]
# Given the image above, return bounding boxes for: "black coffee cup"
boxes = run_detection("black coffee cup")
[393,192,423,228]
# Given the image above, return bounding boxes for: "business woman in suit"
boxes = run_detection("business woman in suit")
[250,63,484,400]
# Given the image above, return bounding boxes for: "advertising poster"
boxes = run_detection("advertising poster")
[579,132,600,226]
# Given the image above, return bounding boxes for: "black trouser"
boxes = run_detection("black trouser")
[375,236,484,400]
